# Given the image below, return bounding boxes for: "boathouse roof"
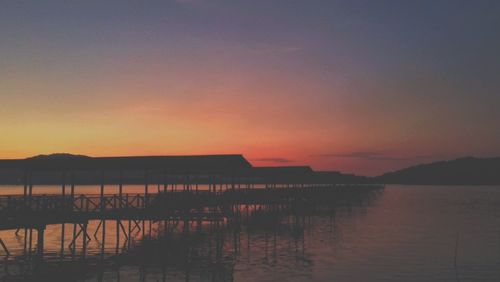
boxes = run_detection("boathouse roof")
[250,166,315,182]
[0,154,252,174]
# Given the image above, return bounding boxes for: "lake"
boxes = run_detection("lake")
[1,185,499,281]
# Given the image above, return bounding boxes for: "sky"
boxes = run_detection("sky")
[1,0,499,175]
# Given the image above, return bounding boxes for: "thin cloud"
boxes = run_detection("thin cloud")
[312,151,436,161]
[251,158,294,163]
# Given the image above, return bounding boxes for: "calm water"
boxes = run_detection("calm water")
[1,185,500,281]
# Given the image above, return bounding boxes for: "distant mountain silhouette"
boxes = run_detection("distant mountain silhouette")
[376,157,500,185]
[27,153,91,160]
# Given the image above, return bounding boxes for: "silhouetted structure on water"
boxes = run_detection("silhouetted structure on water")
[0,153,383,280]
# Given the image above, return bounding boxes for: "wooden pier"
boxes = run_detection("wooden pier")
[0,154,383,268]
[0,185,381,228]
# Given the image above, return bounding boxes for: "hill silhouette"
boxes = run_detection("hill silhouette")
[376,157,500,185]
[27,153,91,160]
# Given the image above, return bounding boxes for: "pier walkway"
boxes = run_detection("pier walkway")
[0,185,382,230]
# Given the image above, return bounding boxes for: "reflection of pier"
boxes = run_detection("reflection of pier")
[0,154,383,280]
[1,219,235,281]
[0,194,382,281]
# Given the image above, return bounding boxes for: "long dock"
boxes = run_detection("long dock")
[0,185,382,229]
[0,154,383,265]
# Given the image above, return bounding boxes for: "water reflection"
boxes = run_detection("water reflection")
[3,186,500,281]
[0,189,381,281]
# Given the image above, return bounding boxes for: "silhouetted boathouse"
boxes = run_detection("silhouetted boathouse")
[0,154,383,260]
[251,166,315,187]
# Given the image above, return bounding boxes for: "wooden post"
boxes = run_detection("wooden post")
[183,174,187,191]
[23,228,27,256]
[71,224,77,256]
[82,222,87,259]
[127,220,132,249]
[61,171,66,198]
[144,170,149,208]
[37,226,45,258]
[100,171,105,212]
[163,169,167,193]
[23,171,27,199]
[213,176,217,193]
[115,220,120,254]
[208,176,212,193]
[28,228,33,257]
[22,171,28,211]
[101,220,106,260]
[28,171,33,209]
[119,170,123,208]
[70,172,75,210]
[149,220,152,237]
[60,223,65,259]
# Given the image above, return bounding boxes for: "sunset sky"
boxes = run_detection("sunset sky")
[1,0,499,175]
